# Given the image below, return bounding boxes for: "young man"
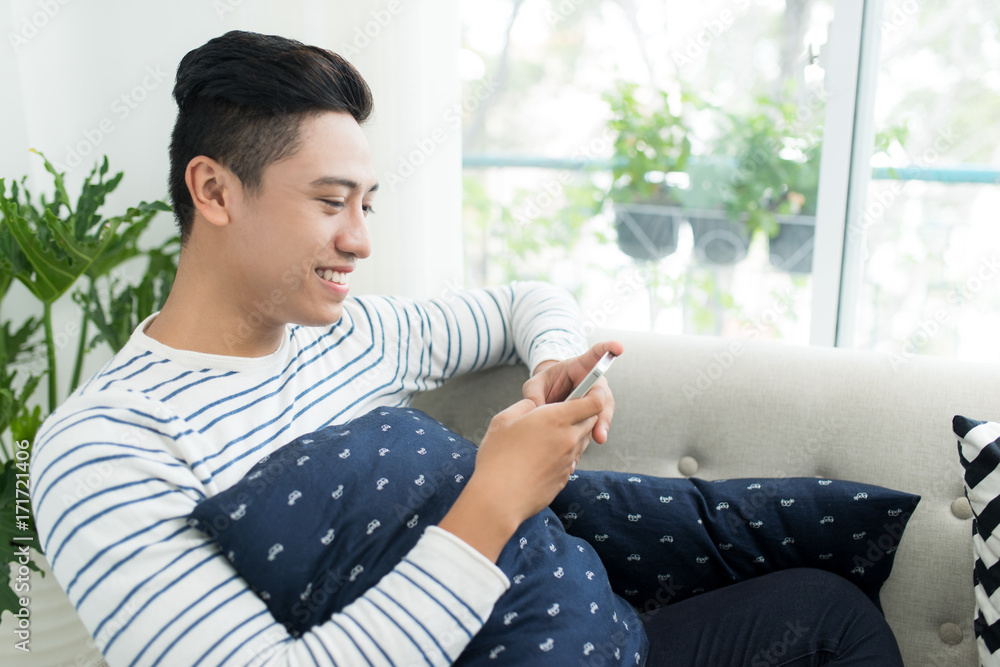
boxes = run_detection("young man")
[31,30,619,666]
[31,30,903,666]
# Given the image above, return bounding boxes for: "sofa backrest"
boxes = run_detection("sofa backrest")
[413,330,1000,667]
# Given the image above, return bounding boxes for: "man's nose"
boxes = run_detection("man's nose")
[338,205,371,259]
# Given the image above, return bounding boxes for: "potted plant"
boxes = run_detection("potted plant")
[604,82,692,261]
[0,151,176,618]
[683,95,823,269]
[602,84,818,268]
[760,119,907,274]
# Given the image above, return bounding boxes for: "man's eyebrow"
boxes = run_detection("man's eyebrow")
[309,176,379,193]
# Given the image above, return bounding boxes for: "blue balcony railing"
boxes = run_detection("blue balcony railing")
[462,154,1000,185]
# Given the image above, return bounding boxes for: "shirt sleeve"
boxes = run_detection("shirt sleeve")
[366,280,588,395]
[30,395,509,667]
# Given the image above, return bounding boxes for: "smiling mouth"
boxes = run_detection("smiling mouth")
[315,269,350,286]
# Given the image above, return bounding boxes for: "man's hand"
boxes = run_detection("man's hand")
[437,392,604,562]
[522,340,624,444]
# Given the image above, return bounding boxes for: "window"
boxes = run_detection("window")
[848,0,1000,363]
[460,0,999,361]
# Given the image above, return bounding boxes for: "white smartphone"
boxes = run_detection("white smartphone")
[565,351,616,400]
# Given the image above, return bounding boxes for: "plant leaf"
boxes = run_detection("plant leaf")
[0,152,170,304]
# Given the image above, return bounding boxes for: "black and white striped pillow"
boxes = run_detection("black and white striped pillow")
[955,415,1000,666]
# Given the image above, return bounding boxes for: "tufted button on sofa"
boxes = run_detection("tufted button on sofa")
[414,330,1000,667]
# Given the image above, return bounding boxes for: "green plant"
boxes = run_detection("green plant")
[0,151,176,616]
[680,92,906,240]
[672,92,821,240]
[601,81,827,239]
[463,172,602,289]
[604,81,693,206]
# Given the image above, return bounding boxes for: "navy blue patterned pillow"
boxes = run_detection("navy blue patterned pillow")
[188,408,647,666]
[550,471,919,613]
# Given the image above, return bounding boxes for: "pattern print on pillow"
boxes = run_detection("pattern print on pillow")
[954,415,1000,666]
[551,469,919,613]
[189,407,647,666]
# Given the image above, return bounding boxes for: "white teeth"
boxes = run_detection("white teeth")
[317,269,348,285]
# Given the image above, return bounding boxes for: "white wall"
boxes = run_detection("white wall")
[2,0,462,397]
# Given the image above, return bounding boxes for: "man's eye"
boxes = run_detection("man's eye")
[363,205,376,216]
[321,199,344,209]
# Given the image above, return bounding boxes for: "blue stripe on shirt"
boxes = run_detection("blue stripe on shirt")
[340,613,395,666]
[101,358,172,391]
[373,587,449,662]
[49,488,178,566]
[394,568,475,639]
[151,582,252,667]
[359,595,431,666]
[193,325,354,434]
[401,558,484,626]
[162,370,239,402]
[98,544,218,650]
[70,520,194,603]
[185,320,351,424]
[36,452,188,520]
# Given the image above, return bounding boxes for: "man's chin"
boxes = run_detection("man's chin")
[290,305,346,329]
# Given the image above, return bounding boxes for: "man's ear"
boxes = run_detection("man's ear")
[185,156,235,228]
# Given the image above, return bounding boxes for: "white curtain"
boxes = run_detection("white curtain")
[0,1,461,663]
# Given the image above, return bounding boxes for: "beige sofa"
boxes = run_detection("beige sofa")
[413,329,1000,667]
[4,329,995,666]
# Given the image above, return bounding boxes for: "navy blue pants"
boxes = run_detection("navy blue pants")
[639,568,904,666]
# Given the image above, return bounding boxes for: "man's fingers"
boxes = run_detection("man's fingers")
[593,377,615,443]
[521,382,544,406]
[584,340,624,367]
[567,341,624,386]
[557,386,605,424]
[494,398,536,425]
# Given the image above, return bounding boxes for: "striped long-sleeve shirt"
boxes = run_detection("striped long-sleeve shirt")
[30,281,588,667]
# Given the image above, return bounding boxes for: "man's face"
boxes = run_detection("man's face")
[226,111,378,329]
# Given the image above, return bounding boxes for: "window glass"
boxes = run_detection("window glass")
[461,0,836,343]
[852,0,1000,363]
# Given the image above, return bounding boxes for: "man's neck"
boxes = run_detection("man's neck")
[144,262,285,358]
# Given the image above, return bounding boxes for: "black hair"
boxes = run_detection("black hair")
[168,30,374,242]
